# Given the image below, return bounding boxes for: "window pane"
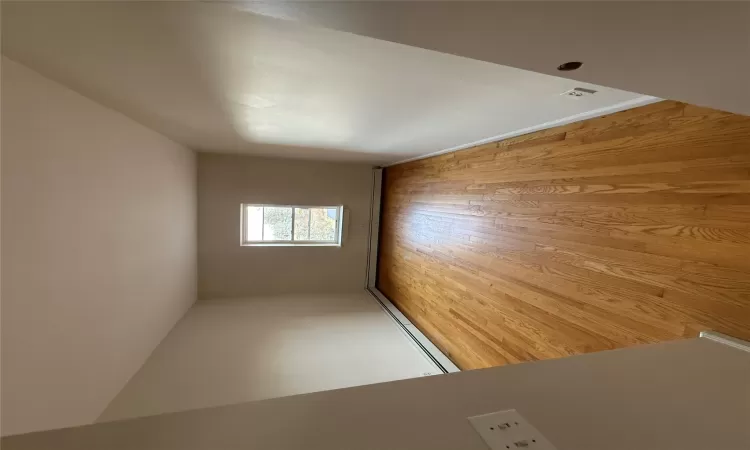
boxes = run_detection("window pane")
[309,207,337,241]
[263,207,292,241]
[294,208,310,241]
[245,206,263,241]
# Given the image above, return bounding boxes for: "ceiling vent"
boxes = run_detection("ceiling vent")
[561,87,597,99]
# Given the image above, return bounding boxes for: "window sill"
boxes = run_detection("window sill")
[241,243,341,247]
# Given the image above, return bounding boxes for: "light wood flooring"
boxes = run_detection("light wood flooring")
[377,100,750,370]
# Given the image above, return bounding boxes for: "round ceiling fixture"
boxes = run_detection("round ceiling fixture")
[557,61,583,71]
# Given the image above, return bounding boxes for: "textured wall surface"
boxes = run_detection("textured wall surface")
[1,57,197,435]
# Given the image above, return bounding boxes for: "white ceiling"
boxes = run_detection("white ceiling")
[2,2,652,165]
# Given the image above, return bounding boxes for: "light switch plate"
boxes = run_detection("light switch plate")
[468,409,558,450]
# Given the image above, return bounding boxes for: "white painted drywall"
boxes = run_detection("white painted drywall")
[0,57,197,436]
[198,153,372,299]
[98,293,438,422]
[249,2,750,117]
[3,338,748,450]
[2,2,649,164]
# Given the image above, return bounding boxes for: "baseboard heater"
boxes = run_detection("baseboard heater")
[700,331,750,353]
[364,167,459,374]
[367,287,460,374]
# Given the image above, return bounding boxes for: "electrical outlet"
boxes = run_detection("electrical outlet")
[560,87,597,99]
[468,409,558,450]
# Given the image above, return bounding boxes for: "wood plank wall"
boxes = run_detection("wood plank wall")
[377,101,750,370]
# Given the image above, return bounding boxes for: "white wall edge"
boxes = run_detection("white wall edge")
[386,94,662,167]
[699,331,750,354]
[367,287,461,374]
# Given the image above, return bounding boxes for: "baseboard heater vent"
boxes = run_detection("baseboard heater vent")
[367,287,460,374]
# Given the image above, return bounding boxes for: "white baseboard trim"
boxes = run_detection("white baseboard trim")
[699,331,750,354]
[367,287,460,373]
[387,95,662,167]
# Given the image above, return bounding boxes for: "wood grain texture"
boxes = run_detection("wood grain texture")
[377,100,750,370]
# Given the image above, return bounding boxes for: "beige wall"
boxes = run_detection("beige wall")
[198,153,373,299]
[3,338,748,449]
[99,293,438,422]
[0,57,197,436]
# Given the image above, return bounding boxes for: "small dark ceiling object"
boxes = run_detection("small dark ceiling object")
[557,61,583,71]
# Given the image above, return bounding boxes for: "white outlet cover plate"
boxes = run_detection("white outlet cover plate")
[468,409,558,450]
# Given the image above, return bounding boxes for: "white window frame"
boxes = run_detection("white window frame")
[240,204,343,247]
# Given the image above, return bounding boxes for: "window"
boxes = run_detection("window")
[241,204,343,246]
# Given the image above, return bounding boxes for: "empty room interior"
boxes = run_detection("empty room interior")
[1,2,749,449]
